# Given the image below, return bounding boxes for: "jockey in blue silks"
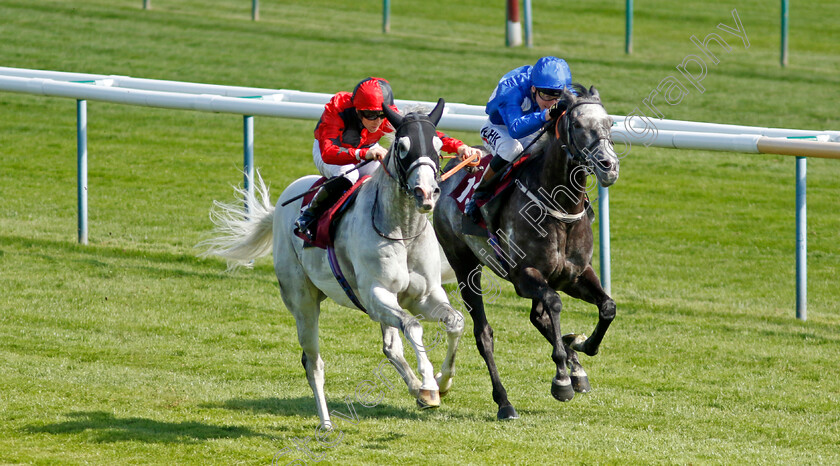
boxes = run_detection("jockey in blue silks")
[466,56,573,222]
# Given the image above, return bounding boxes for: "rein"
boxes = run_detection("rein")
[440,152,481,181]
[371,189,428,241]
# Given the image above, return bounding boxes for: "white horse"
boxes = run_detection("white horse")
[199,101,464,429]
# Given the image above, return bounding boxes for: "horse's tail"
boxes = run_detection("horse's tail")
[197,170,276,270]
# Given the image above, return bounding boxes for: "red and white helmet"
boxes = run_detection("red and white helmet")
[351,77,394,111]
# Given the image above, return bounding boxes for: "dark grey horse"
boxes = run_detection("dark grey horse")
[433,84,620,420]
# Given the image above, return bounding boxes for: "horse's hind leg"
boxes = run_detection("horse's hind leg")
[278,272,331,428]
[529,301,589,393]
[563,265,616,357]
[291,303,330,429]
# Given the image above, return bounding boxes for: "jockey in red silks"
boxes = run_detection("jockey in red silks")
[465,56,573,223]
[295,76,481,239]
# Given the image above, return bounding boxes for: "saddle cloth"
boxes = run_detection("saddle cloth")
[294,176,371,249]
[449,154,534,234]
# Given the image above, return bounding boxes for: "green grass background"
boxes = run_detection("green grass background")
[1,1,838,464]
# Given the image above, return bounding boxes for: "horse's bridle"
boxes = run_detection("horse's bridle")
[373,116,439,241]
[555,100,613,167]
[381,117,441,195]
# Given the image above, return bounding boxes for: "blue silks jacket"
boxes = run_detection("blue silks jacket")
[485,65,547,140]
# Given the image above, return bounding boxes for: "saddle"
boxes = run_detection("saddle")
[294,176,371,249]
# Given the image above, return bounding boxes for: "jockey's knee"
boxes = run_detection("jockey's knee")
[496,138,524,163]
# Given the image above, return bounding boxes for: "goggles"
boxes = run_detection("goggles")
[536,88,564,101]
[358,110,386,120]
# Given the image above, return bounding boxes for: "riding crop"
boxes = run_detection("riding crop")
[280,158,375,207]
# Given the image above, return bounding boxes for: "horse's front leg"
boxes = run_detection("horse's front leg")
[379,324,422,398]
[562,265,616,357]
[529,301,590,393]
[516,266,575,402]
[366,284,440,409]
[409,287,465,397]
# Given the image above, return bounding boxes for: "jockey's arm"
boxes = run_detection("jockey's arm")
[500,102,548,140]
[318,119,379,164]
[437,132,481,161]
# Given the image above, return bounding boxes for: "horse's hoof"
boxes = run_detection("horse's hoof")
[416,389,441,409]
[435,372,453,397]
[497,405,519,420]
[551,378,575,402]
[562,333,588,352]
[571,375,591,393]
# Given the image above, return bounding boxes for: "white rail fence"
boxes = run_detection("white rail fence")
[2,66,838,320]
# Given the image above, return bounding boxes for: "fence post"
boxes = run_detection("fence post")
[252,0,259,21]
[143,0,150,10]
[523,0,533,47]
[505,0,522,47]
[383,0,390,33]
[781,0,789,67]
[795,156,806,320]
[77,100,88,245]
[625,0,633,54]
[243,115,255,215]
[598,184,611,295]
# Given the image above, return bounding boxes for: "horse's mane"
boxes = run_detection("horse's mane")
[567,83,594,100]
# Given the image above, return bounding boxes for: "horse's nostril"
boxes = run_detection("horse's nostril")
[599,160,613,171]
[433,187,441,195]
[414,187,425,198]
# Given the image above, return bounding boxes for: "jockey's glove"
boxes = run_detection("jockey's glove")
[548,102,566,119]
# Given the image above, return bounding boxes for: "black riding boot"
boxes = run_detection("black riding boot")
[465,155,508,223]
[295,177,353,240]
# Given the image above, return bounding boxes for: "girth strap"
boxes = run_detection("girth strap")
[326,246,368,314]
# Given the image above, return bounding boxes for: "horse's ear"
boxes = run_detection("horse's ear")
[382,103,403,128]
[589,86,600,101]
[428,98,445,126]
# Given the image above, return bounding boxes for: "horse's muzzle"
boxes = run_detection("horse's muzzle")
[414,186,440,213]
[593,144,620,187]
[595,160,619,187]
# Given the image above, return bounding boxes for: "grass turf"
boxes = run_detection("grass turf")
[1,0,838,464]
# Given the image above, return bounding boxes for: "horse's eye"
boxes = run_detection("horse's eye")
[573,121,583,130]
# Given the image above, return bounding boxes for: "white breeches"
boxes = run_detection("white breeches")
[479,120,541,163]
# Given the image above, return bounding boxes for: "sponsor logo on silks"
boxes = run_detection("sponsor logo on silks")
[480,127,501,147]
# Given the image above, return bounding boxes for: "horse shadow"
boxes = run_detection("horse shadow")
[24,411,272,444]
[207,396,474,423]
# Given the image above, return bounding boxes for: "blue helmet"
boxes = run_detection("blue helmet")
[530,56,572,91]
